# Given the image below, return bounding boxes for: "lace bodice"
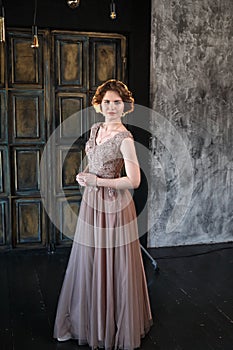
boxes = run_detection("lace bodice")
[85,123,133,179]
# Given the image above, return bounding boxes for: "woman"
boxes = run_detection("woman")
[54,79,153,349]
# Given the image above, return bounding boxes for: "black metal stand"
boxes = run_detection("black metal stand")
[140,244,158,270]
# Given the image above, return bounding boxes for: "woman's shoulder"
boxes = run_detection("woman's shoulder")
[89,122,101,135]
[119,128,133,140]
[91,122,102,129]
[114,129,134,148]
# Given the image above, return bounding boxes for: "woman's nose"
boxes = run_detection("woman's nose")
[109,102,116,109]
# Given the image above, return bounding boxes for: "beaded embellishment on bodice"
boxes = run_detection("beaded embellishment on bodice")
[85,123,133,179]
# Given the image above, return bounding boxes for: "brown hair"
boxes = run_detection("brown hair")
[92,79,134,114]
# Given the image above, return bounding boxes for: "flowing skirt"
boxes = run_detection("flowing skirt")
[54,187,153,349]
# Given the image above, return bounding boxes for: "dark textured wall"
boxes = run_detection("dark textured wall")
[149,0,233,247]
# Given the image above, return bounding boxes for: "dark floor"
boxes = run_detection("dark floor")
[1,242,233,350]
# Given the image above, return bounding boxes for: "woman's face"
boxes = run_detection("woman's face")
[100,90,124,121]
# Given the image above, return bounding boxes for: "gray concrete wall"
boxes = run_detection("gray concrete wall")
[148,0,233,247]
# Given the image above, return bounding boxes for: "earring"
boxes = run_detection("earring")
[93,104,102,113]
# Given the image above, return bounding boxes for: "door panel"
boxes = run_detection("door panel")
[0,92,6,143]
[57,197,81,242]
[57,146,82,193]
[54,34,88,89]
[55,92,87,139]
[14,199,44,244]
[0,44,5,87]
[8,31,43,87]
[0,146,9,195]
[89,36,125,91]
[9,91,45,143]
[0,200,8,245]
[0,149,3,194]
[13,147,41,194]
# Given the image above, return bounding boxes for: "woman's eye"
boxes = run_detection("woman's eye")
[102,100,122,105]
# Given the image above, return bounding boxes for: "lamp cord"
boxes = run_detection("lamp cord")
[33,0,37,26]
[150,245,233,260]
[0,0,5,17]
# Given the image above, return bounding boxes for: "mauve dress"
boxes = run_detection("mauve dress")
[53,123,153,349]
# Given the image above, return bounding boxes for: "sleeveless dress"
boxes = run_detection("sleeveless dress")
[53,123,153,350]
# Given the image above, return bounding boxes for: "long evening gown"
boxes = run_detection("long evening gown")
[53,123,153,349]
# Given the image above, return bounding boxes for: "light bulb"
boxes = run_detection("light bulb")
[0,16,5,42]
[0,5,5,43]
[110,1,116,20]
[31,25,39,48]
[67,0,80,9]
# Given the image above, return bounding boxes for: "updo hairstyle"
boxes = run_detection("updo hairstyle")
[92,79,134,115]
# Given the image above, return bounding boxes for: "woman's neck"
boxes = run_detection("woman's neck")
[102,121,122,131]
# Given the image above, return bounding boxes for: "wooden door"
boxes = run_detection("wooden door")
[7,29,49,248]
[0,29,127,250]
